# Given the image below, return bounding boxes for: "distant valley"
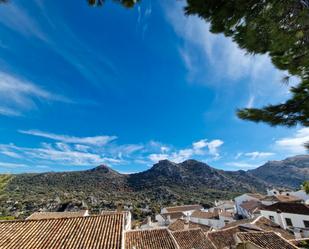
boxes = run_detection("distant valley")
[0,155,308,220]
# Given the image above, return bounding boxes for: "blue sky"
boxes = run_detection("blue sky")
[0,0,307,174]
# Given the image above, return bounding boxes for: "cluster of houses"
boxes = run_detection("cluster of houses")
[0,187,308,248]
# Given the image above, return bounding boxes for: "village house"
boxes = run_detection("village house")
[239,199,265,219]
[292,189,309,204]
[261,195,302,206]
[267,188,294,196]
[156,204,203,225]
[235,193,265,218]
[168,218,211,232]
[210,200,235,213]
[260,202,309,238]
[190,209,235,229]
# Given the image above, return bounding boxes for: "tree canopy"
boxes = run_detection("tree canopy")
[304,181,309,194]
[185,0,309,148]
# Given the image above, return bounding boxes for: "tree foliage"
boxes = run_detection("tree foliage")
[304,181,309,194]
[185,0,309,148]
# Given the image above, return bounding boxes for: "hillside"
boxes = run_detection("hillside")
[0,156,308,219]
[250,155,309,188]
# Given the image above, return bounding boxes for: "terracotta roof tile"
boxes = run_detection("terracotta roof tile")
[162,212,185,220]
[168,219,210,232]
[261,195,301,203]
[125,228,178,249]
[172,229,215,249]
[191,210,219,219]
[240,200,264,213]
[207,226,242,248]
[26,210,88,220]
[0,213,124,249]
[246,193,266,200]
[165,205,202,213]
[236,231,298,249]
[261,202,309,215]
[252,216,294,240]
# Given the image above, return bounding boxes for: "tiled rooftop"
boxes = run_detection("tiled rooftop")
[165,205,202,213]
[168,219,210,232]
[253,216,294,240]
[207,226,242,248]
[246,193,266,200]
[0,213,124,249]
[125,228,178,249]
[162,211,185,220]
[261,202,309,215]
[26,210,88,220]
[261,195,301,203]
[240,200,264,213]
[172,228,215,249]
[191,210,219,219]
[236,231,298,249]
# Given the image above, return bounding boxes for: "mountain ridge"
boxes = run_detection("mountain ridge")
[0,155,308,219]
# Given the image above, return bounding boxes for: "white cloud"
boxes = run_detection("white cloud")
[162,0,291,106]
[149,138,224,163]
[275,128,309,154]
[0,3,47,41]
[0,107,22,117]
[19,130,117,146]
[0,162,27,168]
[244,151,275,159]
[0,71,68,117]
[226,162,259,169]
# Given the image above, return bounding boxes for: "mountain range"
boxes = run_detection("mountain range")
[0,155,308,219]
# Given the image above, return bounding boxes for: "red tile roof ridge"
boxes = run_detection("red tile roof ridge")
[0,212,125,223]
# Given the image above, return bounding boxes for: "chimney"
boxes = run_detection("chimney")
[166,215,171,225]
[147,216,152,226]
[293,228,302,239]
[184,219,189,230]
[117,203,123,212]
[276,210,286,229]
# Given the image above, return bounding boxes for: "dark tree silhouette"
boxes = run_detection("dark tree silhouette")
[185,0,309,148]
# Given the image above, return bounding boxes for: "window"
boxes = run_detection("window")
[304,220,309,228]
[285,218,293,227]
[269,216,275,222]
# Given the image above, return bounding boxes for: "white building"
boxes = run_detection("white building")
[266,188,293,196]
[189,210,234,229]
[160,204,202,216]
[210,200,235,213]
[260,194,301,206]
[292,190,309,204]
[238,199,264,219]
[260,202,309,238]
[234,193,265,218]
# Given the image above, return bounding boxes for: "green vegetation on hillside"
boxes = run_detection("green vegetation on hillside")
[0,175,12,195]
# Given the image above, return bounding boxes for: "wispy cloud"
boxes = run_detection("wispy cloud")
[225,161,259,169]
[19,130,117,146]
[244,151,275,159]
[0,161,27,168]
[162,0,291,107]
[0,71,69,117]
[0,1,117,88]
[275,128,309,154]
